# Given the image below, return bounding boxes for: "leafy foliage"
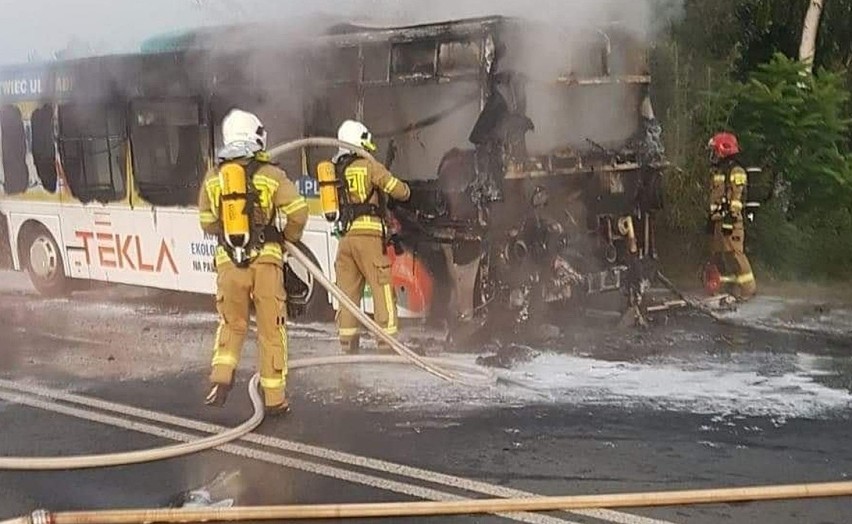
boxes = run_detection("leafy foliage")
[654,2,852,280]
[722,54,852,216]
[735,0,852,75]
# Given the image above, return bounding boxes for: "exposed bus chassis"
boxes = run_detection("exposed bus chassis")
[394,130,666,341]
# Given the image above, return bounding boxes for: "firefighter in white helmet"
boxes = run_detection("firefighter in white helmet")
[331,120,410,353]
[198,109,308,414]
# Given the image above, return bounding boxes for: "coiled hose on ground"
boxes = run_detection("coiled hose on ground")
[0,374,264,471]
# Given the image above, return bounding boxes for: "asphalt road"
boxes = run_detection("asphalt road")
[1,270,851,524]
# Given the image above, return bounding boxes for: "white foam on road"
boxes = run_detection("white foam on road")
[0,270,35,293]
[716,296,852,339]
[303,352,852,419]
[5,269,850,419]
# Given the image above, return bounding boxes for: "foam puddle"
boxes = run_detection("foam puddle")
[303,351,852,419]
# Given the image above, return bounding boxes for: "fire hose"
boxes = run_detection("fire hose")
[4,481,852,524]
[283,240,474,384]
[0,374,264,470]
[0,137,488,471]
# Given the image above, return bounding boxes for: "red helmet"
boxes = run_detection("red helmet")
[708,132,740,159]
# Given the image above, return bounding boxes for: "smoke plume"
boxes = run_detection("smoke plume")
[0,0,685,177]
[0,0,684,65]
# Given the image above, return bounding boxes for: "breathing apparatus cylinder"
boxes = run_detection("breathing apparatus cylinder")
[317,160,339,222]
[219,163,251,263]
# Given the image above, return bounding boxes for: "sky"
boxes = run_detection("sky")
[0,0,209,64]
[0,0,682,65]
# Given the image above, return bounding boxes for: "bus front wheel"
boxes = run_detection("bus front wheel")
[22,225,68,297]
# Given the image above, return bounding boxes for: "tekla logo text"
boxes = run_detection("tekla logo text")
[75,230,179,274]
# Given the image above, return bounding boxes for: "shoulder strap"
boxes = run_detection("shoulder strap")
[253,150,279,165]
[334,154,359,178]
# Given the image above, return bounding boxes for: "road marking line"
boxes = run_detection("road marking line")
[0,378,675,524]
[11,327,109,347]
[0,388,577,524]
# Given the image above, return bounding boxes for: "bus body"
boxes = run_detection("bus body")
[0,16,665,334]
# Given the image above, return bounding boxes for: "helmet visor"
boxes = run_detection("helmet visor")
[361,131,377,152]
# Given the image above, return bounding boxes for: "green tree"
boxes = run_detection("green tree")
[725,54,852,216]
[733,0,852,76]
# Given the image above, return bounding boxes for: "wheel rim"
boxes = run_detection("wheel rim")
[287,262,315,304]
[299,271,315,303]
[29,236,59,280]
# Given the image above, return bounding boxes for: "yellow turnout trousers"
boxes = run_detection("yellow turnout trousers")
[710,223,757,300]
[210,258,288,407]
[335,233,398,351]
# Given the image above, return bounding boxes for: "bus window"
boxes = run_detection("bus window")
[31,104,58,193]
[0,105,29,195]
[327,46,360,83]
[438,41,480,77]
[130,99,206,207]
[305,86,358,176]
[58,104,126,204]
[363,44,390,83]
[391,41,436,78]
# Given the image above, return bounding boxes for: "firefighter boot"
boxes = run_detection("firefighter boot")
[341,335,361,355]
[264,395,291,416]
[377,338,395,355]
[205,382,232,407]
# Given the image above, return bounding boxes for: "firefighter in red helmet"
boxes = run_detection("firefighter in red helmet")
[706,132,757,301]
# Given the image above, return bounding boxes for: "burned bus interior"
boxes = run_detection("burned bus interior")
[0,15,667,341]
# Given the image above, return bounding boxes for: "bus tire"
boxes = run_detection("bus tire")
[20,224,68,297]
[0,213,12,270]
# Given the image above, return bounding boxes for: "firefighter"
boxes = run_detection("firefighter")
[707,131,757,301]
[332,120,410,353]
[198,109,308,413]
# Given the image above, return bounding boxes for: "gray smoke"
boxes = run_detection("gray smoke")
[0,0,684,176]
[0,0,683,64]
[193,0,686,176]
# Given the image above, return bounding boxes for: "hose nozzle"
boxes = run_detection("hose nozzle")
[30,510,53,524]
[0,510,54,524]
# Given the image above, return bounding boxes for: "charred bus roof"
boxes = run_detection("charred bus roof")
[0,51,209,104]
[1,14,650,105]
[320,15,507,45]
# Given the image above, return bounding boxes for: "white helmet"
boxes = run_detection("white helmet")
[337,119,377,153]
[221,109,267,153]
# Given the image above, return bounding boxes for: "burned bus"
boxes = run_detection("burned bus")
[304,16,666,340]
[0,15,665,341]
